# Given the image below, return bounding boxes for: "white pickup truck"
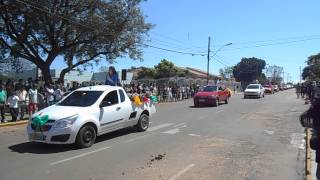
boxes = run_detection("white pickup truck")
[27,85,156,148]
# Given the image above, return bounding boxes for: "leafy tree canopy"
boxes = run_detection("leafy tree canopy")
[233,57,266,83]
[0,0,151,83]
[219,66,234,79]
[302,53,320,81]
[154,59,178,79]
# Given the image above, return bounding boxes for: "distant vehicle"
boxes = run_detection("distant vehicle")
[244,84,265,98]
[264,85,274,94]
[193,85,230,107]
[27,85,156,148]
[273,85,279,92]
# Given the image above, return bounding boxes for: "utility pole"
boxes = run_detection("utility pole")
[299,66,302,83]
[207,36,211,84]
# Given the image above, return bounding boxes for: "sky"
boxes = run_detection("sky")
[52,0,320,82]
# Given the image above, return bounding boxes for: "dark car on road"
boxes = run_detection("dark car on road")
[193,85,230,107]
[264,84,274,94]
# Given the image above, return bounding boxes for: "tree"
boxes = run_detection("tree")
[233,57,266,83]
[266,65,283,84]
[137,67,155,79]
[0,56,35,74]
[302,53,320,81]
[257,73,267,84]
[154,59,178,78]
[0,0,151,84]
[219,66,234,79]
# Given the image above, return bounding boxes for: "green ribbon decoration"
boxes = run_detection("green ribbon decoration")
[32,115,49,131]
[150,96,158,103]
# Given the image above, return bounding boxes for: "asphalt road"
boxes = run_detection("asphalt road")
[0,89,308,180]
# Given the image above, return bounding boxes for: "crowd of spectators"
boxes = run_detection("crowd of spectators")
[0,78,80,123]
[0,77,203,123]
[124,83,200,102]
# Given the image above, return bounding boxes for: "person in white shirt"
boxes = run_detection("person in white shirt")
[17,86,27,120]
[28,85,38,117]
[53,85,63,103]
[45,84,54,106]
[7,92,19,122]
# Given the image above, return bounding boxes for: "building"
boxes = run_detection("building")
[1,67,133,86]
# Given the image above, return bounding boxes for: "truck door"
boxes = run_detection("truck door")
[99,90,125,132]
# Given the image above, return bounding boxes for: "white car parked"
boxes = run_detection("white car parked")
[27,85,156,148]
[244,84,265,98]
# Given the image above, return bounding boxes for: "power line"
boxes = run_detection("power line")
[148,38,207,53]
[226,34,320,46]
[141,44,205,56]
[150,31,207,50]
[222,37,320,51]
[213,57,231,67]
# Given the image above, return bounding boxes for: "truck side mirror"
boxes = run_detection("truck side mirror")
[100,101,112,108]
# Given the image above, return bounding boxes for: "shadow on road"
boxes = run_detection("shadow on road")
[8,127,139,154]
[189,105,216,108]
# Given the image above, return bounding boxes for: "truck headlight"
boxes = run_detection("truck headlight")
[53,114,78,129]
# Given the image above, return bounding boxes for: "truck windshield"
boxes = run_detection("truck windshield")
[57,91,103,107]
[203,86,218,92]
[247,85,260,89]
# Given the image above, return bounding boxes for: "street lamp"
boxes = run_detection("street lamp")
[207,41,232,84]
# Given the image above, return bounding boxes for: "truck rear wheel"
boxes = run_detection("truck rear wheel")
[136,114,149,132]
[213,98,219,107]
[225,97,229,104]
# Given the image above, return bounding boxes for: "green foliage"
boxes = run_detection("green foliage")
[154,59,179,78]
[257,73,267,84]
[302,53,320,81]
[233,57,266,83]
[135,59,189,79]
[219,67,234,79]
[137,67,155,79]
[266,65,283,84]
[0,0,151,83]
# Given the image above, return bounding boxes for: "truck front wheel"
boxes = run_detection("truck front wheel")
[136,114,149,132]
[76,125,96,148]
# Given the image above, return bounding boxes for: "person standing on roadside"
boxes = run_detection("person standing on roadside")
[105,66,120,86]
[7,92,19,122]
[302,98,320,180]
[45,84,55,106]
[17,85,27,120]
[53,85,64,103]
[0,84,7,123]
[296,83,301,98]
[301,83,307,98]
[28,85,38,117]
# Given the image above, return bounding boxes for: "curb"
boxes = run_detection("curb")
[0,120,28,127]
[306,128,312,180]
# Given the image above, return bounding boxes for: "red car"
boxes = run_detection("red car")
[264,85,274,94]
[194,85,230,107]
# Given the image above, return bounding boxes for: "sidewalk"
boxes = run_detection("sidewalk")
[0,114,29,127]
[312,150,317,180]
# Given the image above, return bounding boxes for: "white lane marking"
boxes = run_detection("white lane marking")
[162,128,180,134]
[173,123,186,128]
[198,116,208,120]
[264,130,274,135]
[168,164,195,180]
[216,110,223,113]
[188,134,201,137]
[124,133,153,143]
[147,123,173,132]
[290,133,306,149]
[50,146,111,166]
